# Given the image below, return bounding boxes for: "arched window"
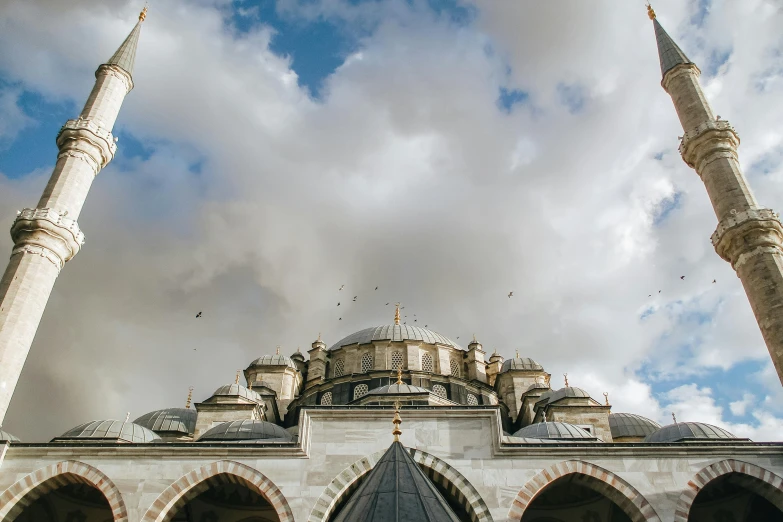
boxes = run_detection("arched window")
[450,359,460,377]
[432,384,447,399]
[333,359,345,377]
[391,351,404,370]
[320,392,333,405]
[467,393,478,406]
[361,353,373,373]
[353,384,369,400]
[421,353,434,373]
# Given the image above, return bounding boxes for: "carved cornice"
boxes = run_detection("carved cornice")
[56,118,117,171]
[10,208,85,270]
[711,208,783,268]
[679,120,740,171]
[57,150,100,175]
[95,63,133,93]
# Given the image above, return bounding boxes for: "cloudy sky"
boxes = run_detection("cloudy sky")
[1,0,782,442]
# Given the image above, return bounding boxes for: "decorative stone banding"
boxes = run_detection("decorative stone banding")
[0,460,128,522]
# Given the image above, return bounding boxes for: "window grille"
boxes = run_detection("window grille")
[334,359,345,377]
[320,392,332,406]
[361,353,373,373]
[432,384,447,399]
[354,384,369,400]
[391,351,404,370]
[450,359,460,377]
[421,353,434,373]
[467,393,478,406]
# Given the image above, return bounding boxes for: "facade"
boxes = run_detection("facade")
[1,6,783,522]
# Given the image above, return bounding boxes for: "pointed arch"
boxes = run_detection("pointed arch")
[0,459,128,522]
[140,460,294,522]
[508,460,661,522]
[674,459,783,522]
[307,447,492,522]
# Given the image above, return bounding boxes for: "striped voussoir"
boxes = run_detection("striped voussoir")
[0,460,128,522]
[507,460,661,522]
[140,460,293,522]
[673,459,783,522]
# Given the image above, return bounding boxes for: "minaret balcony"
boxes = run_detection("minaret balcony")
[56,118,117,169]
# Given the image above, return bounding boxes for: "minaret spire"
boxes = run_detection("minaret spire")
[0,11,145,425]
[650,6,783,386]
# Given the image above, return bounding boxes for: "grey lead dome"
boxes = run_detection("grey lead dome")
[643,422,742,443]
[56,420,160,443]
[513,422,596,440]
[330,324,464,351]
[367,383,431,395]
[211,383,260,401]
[609,413,661,439]
[501,357,543,372]
[249,354,298,370]
[134,408,197,436]
[198,420,293,442]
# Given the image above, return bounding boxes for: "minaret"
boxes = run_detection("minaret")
[0,8,147,425]
[649,5,783,385]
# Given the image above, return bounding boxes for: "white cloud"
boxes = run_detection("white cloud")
[729,393,754,416]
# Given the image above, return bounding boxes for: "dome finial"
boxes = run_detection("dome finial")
[603,391,609,406]
[646,3,656,20]
[139,4,148,22]
[672,411,677,423]
[392,400,402,441]
[185,386,194,409]
[235,370,241,384]
[318,332,322,341]
[516,350,520,358]
[396,367,403,385]
[276,346,280,355]
[124,411,130,423]
[563,373,569,387]
[394,303,401,325]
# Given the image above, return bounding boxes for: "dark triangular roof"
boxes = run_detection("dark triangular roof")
[332,441,461,522]
[653,18,693,78]
[105,21,142,77]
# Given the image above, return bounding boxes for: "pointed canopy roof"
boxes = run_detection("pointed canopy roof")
[332,441,461,522]
[104,10,145,78]
[652,17,693,78]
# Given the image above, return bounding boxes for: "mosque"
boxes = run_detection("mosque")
[1,4,783,522]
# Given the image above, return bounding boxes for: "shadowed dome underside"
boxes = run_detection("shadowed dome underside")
[57,420,160,443]
[513,421,596,440]
[133,408,196,435]
[609,413,661,439]
[198,420,293,442]
[330,325,464,351]
[501,357,543,372]
[643,422,742,443]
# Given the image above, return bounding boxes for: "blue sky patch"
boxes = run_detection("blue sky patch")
[652,191,683,226]
[497,87,529,113]
[556,82,585,114]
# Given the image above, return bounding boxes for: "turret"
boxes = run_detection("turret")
[0,9,147,425]
[307,333,328,384]
[649,4,783,384]
[466,335,487,383]
[486,350,503,387]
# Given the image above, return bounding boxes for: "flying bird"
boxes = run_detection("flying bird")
[414,319,417,322]
[713,279,716,283]
[337,302,340,306]
[339,317,342,320]
[680,276,685,280]
[375,286,378,290]
[196,312,202,318]
[339,285,344,291]
[658,290,661,293]
[508,292,513,298]
[386,303,389,306]
[425,325,428,328]
[648,295,651,297]
[353,296,357,301]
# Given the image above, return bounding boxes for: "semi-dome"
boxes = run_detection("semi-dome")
[609,413,661,439]
[249,354,297,370]
[212,383,260,401]
[643,422,742,443]
[56,420,160,443]
[513,421,596,440]
[198,420,293,442]
[329,325,464,351]
[0,429,20,442]
[501,357,544,372]
[133,408,196,436]
[367,383,431,395]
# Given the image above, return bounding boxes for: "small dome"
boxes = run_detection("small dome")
[367,383,431,395]
[330,325,464,351]
[198,420,293,442]
[212,383,260,401]
[643,422,741,443]
[524,382,550,394]
[513,422,595,440]
[291,349,305,361]
[0,429,20,442]
[546,386,592,403]
[501,357,543,372]
[249,354,297,370]
[133,408,196,436]
[609,413,661,439]
[57,420,160,443]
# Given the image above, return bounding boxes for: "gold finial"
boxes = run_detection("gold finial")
[473,334,477,342]
[185,386,194,409]
[603,392,609,406]
[396,367,403,385]
[235,370,241,384]
[248,380,253,391]
[563,373,569,387]
[276,346,280,355]
[392,400,402,441]
[139,5,148,22]
[672,412,677,423]
[516,350,520,358]
[394,303,401,325]
[318,332,322,341]
[646,3,656,20]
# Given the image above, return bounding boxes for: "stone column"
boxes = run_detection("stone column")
[664,64,783,385]
[0,64,132,425]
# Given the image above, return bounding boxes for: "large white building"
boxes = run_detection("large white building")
[1,6,782,522]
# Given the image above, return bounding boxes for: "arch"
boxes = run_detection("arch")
[307,448,492,522]
[674,459,783,522]
[0,459,128,522]
[508,460,661,522]
[141,460,294,522]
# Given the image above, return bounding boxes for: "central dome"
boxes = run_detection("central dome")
[329,324,464,351]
